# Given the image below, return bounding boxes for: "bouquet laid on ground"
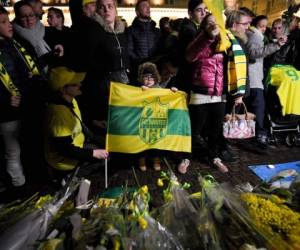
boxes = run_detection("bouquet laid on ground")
[72,185,133,249]
[196,175,287,250]
[74,206,127,249]
[2,169,300,250]
[128,185,184,250]
[153,171,201,250]
[197,175,223,250]
[0,193,52,234]
[0,176,81,250]
[241,192,300,249]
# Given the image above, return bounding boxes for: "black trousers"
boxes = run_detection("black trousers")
[190,102,226,159]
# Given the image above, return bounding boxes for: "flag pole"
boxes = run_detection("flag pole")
[105,158,108,189]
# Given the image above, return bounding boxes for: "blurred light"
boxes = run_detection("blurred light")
[123,0,137,5]
[151,0,164,6]
[7,6,188,26]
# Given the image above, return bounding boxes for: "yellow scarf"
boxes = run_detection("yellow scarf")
[226,30,247,96]
[0,40,40,96]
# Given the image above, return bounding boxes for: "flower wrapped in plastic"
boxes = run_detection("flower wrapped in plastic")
[72,185,138,249]
[197,175,286,250]
[197,175,223,250]
[241,192,300,249]
[0,193,51,234]
[128,185,183,250]
[0,175,81,250]
[154,171,201,249]
[73,206,127,250]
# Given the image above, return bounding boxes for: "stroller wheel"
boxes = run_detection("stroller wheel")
[286,134,296,147]
[268,135,277,145]
[295,134,300,147]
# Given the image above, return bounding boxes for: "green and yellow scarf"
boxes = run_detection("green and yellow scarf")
[226,30,247,96]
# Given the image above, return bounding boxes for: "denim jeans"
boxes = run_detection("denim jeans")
[0,120,25,186]
[245,88,267,137]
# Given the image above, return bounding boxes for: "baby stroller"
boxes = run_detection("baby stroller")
[265,65,300,147]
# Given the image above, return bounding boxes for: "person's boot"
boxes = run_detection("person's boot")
[219,149,239,163]
[192,135,208,159]
[256,134,268,149]
[153,157,161,171]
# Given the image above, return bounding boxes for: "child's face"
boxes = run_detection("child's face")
[0,13,13,39]
[142,74,155,87]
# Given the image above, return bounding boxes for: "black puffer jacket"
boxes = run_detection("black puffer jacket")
[127,17,160,65]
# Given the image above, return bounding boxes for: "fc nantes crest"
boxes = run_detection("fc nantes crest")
[139,97,168,144]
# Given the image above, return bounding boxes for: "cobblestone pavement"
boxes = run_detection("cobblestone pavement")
[1,140,300,206]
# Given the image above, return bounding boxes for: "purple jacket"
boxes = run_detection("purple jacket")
[186,32,224,96]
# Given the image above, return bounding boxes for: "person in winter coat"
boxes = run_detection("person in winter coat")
[245,15,286,148]
[45,7,72,67]
[44,67,108,180]
[176,0,208,94]
[268,7,300,71]
[0,6,40,190]
[12,1,64,73]
[136,62,190,173]
[136,62,162,172]
[186,14,246,173]
[67,0,99,72]
[127,0,160,83]
[78,0,130,133]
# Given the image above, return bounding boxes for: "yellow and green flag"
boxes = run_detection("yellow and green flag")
[106,82,191,153]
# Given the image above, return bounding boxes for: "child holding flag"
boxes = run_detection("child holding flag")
[137,62,190,173]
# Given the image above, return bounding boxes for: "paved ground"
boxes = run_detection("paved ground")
[1,139,300,206]
[90,139,300,207]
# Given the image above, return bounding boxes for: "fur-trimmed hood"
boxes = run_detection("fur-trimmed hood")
[93,13,125,34]
[137,62,161,84]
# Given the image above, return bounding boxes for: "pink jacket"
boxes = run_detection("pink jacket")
[186,32,224,96]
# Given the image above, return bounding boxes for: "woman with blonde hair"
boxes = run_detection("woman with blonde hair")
[78,0,130,132]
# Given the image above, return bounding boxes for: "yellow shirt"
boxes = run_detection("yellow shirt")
[268,65,300,116]
[45,99,85,171]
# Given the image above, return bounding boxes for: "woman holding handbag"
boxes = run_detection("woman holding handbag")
[186,14,246,172]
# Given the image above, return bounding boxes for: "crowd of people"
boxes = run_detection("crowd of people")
[1,0,300,196]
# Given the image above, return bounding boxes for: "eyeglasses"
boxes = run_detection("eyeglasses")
[20,14,36,20]
[237,22,250,26]
[143,75,154,80]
